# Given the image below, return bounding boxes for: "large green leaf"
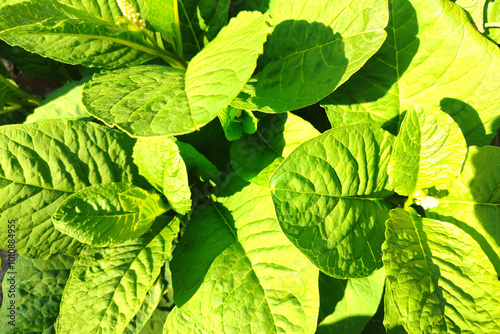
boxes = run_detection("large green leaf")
[231,0,388,113]
[426,145,500,273]
[56,216,180,334]
[322,0,500,145]
[317,269,385,334]
[383,208,500,333]
[0,0,160,68]
[230,113,319,186]
[0,254,74,334]
[25,79,91,123]
[133,136,191,214]
[83,11,270,136]
[270,124,394,278]
[53,182,168,246]
[0,120,144,258]
[388,107,467,196]
[166,176,319,334]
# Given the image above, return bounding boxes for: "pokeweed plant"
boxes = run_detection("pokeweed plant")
[0,0,499,333]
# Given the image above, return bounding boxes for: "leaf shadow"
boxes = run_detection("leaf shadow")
[327,0,419,135]
[427,212,500,276]
[249,20,348,112]
[170,175,246,307]
[439,98,490,146]
[317,271,347,325]
[230,113,288,182]
[229,0,270,17]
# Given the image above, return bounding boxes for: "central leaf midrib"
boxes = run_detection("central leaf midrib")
[272,188,387,201]
[4,30,158,59]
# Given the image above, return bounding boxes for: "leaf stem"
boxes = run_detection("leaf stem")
[0,75,43,105]
[141,29,186,70]
[477,0,486,33]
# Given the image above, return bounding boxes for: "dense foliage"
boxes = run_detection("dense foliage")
[0,0,499,333]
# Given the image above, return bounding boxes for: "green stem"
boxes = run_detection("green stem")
[0,104,22,115]
[0,75,43,105]
[141,29,186,70]
[8,96,42,108]
[477,0,486,33]
[173,0,184,58]
[485,22,500,29]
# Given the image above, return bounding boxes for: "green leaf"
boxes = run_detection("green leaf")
[56,216,180,334]
[383,208,500,333]
[317,269,385,334]
[388,107,467,196]
[0,120,144,259]
[166,176,319,333]
[426,145,500,273]
[383,279,408,334]
[0,254,74,333]
[123,276,166,334]
[230,113,319,186]
[270,124,394,278]
[231,0,388,113]
[25,79,91,123]
[173,138,221,182]
[177,0,231,59]
[53,182,168,246]
[133,136,191,215]
[322,0,500,145]
[0,0,158,68]
[83,11,270,136]
[0,41,77,82]
[145,0,179,43]
[218,106,258,142]
[138,305,170,334]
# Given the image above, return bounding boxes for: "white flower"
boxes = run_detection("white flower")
[117,0,145,30]
[415,196,439,210]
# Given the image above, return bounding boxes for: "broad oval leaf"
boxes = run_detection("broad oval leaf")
[270,124,395,278]
[388,106,467,196]
[83,11,270,136]
[426,145,500,273]
[383,208,500,333]
[133,136,191,215]
[0,0,157,68]
[53,182,169,246]
[322,0,500,145]
[0,254,74,333]
[56,216,180,334]
[230,113,319,186]
[0,120,144,259]
[166,176,319,334]
[231,0,389,113]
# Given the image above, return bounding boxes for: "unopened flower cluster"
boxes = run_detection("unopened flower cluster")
[117,0,145,30]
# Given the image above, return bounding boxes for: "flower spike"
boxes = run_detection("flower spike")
[117,0,145,30]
